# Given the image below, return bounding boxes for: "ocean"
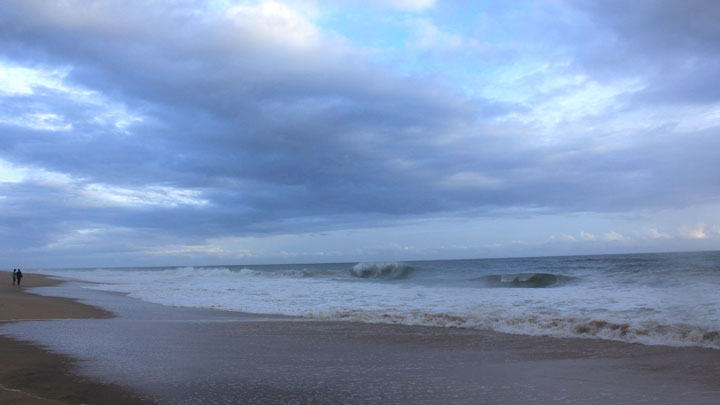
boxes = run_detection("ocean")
[40,251,720,349]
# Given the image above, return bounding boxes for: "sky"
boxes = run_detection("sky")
[1,0,719,267]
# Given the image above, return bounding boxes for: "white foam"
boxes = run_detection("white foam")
[42,265,720,349]
[350,262,413,279]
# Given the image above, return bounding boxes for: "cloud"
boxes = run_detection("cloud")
[680,223,710,240]
[579,231,596,241]
[81,184,209,208]
[602,231,625,242]
[225,1,321,48]
[0,0,718,264]
[548,234,577,243]
[573,0,720,104]
[144,244,235,258]
[438,171,505,190]
[375,0,435,12]
[548,231,626,243]
[0,62,71,95]
[645,228,671,239]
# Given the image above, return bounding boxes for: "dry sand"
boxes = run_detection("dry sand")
[0,271,154,404]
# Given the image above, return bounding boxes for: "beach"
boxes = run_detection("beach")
[1,270,719,404]
[0,271,154,404]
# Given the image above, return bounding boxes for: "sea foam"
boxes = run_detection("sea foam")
[350,262,414,279]
[41,253,720,349]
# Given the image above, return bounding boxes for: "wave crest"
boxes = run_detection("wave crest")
[236,268,337,278]
[350,262,414,280]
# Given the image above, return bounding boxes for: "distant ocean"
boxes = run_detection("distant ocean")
[41,251,720,349]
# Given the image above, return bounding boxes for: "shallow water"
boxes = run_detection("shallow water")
[3,282,720,404]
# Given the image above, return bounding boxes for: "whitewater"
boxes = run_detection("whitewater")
[40,251,720,349]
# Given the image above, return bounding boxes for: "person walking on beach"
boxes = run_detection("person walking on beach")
[16,269,22,286]
[12,269,17,285]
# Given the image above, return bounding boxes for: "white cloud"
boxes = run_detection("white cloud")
[82,184,209,208]
[225,0,320,48]
[680,223,709,239]
[579,231,597,241]
[548,234,577,242]
[374,0,435,12]
[0,159,76,186]
[549,230,626,243]
[645,227,671,239]
[0,159,32,183]
[0,62,70,95]
[0,112,73,131]
[505,75,646,130]
[602,231,625,241]
[45,227,107,250]
[0,159,207,208]
[597,101,720,137]
[0,62,143,133]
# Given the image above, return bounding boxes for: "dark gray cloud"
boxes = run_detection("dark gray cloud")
[572,0,720,104]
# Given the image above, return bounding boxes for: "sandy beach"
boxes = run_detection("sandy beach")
[0,271,154,404]
[1,271,719,404]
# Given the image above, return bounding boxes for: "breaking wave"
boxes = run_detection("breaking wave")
[41,252,720,350]
[350,262,415,280]
[476,273,576,288]
[236,268,336,278]
[323,310,720,349]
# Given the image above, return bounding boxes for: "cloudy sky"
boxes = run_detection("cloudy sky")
[1,0,719,267]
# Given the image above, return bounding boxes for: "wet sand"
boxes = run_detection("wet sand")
[0,271,154,404]
[1,272,720,404]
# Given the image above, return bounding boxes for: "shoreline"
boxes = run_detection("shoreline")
[1,271,720,403]
[0,271,155,404]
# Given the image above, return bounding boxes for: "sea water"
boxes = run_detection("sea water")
[40,251,720,348]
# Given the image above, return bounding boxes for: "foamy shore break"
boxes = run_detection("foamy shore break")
[44,254,720,350]
[1,272,720,404]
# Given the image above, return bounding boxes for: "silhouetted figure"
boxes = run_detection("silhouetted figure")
[16,269,22,286]
[12,269,17,285]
